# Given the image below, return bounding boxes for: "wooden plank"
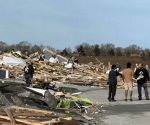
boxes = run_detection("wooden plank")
[0,118,23,125]
[3,108,15,124]
[9,106,53,115]
[0,91,15,123]
[0,115,41,125]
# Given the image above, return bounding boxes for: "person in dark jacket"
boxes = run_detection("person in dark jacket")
[134,63,150,100]
[24,62,34,87]
[108,64,120,101]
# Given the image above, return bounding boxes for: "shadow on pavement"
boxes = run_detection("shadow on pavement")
[104,103,150,115]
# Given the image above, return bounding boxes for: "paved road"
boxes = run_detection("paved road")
[61,84,150,125]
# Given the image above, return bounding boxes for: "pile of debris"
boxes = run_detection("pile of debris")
[0,49,106,124]
[0,48,111,88]
[0,79,101,125]
[0,48,125,124]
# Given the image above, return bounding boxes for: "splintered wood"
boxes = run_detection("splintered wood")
[0,105,82,125]
[0,50,126,124]
[0,51,110,88]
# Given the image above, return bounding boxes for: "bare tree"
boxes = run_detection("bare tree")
[124,44,141,56]
[99,43,115,56]
[76,45,85,56]
[115,47,124,56]
[0,41,8,52]
[94,44,100,56]
[61,48,72,56]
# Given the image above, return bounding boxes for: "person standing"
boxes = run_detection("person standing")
[134,63,150,100]
[108,64,119,101]
[24,62,34,87]
[122,62,134,101]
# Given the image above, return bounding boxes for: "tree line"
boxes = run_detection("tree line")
[63,43,150,57]
[0,41,45,54]
[0,41,150,57]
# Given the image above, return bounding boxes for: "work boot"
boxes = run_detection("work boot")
[124,99,127,101]
[111,98,116,102]
[146,97,149,100]
[138,96,142,100]
[108,98,111,102]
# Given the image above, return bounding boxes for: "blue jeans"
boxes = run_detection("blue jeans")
[137,83,149,99]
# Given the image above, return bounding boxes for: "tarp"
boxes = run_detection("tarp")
[3,56,26,66]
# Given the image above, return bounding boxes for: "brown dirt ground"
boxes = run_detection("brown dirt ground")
[77,56,150,69]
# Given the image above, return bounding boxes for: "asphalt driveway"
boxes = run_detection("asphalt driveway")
[61,83,150,125]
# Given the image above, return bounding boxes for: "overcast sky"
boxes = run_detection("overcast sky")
[0,0,150,50]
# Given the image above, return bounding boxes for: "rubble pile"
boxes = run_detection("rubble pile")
[0,48,126,124]
[0,80,99,125]
[0,49,111,88]
[0,49,109,124]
